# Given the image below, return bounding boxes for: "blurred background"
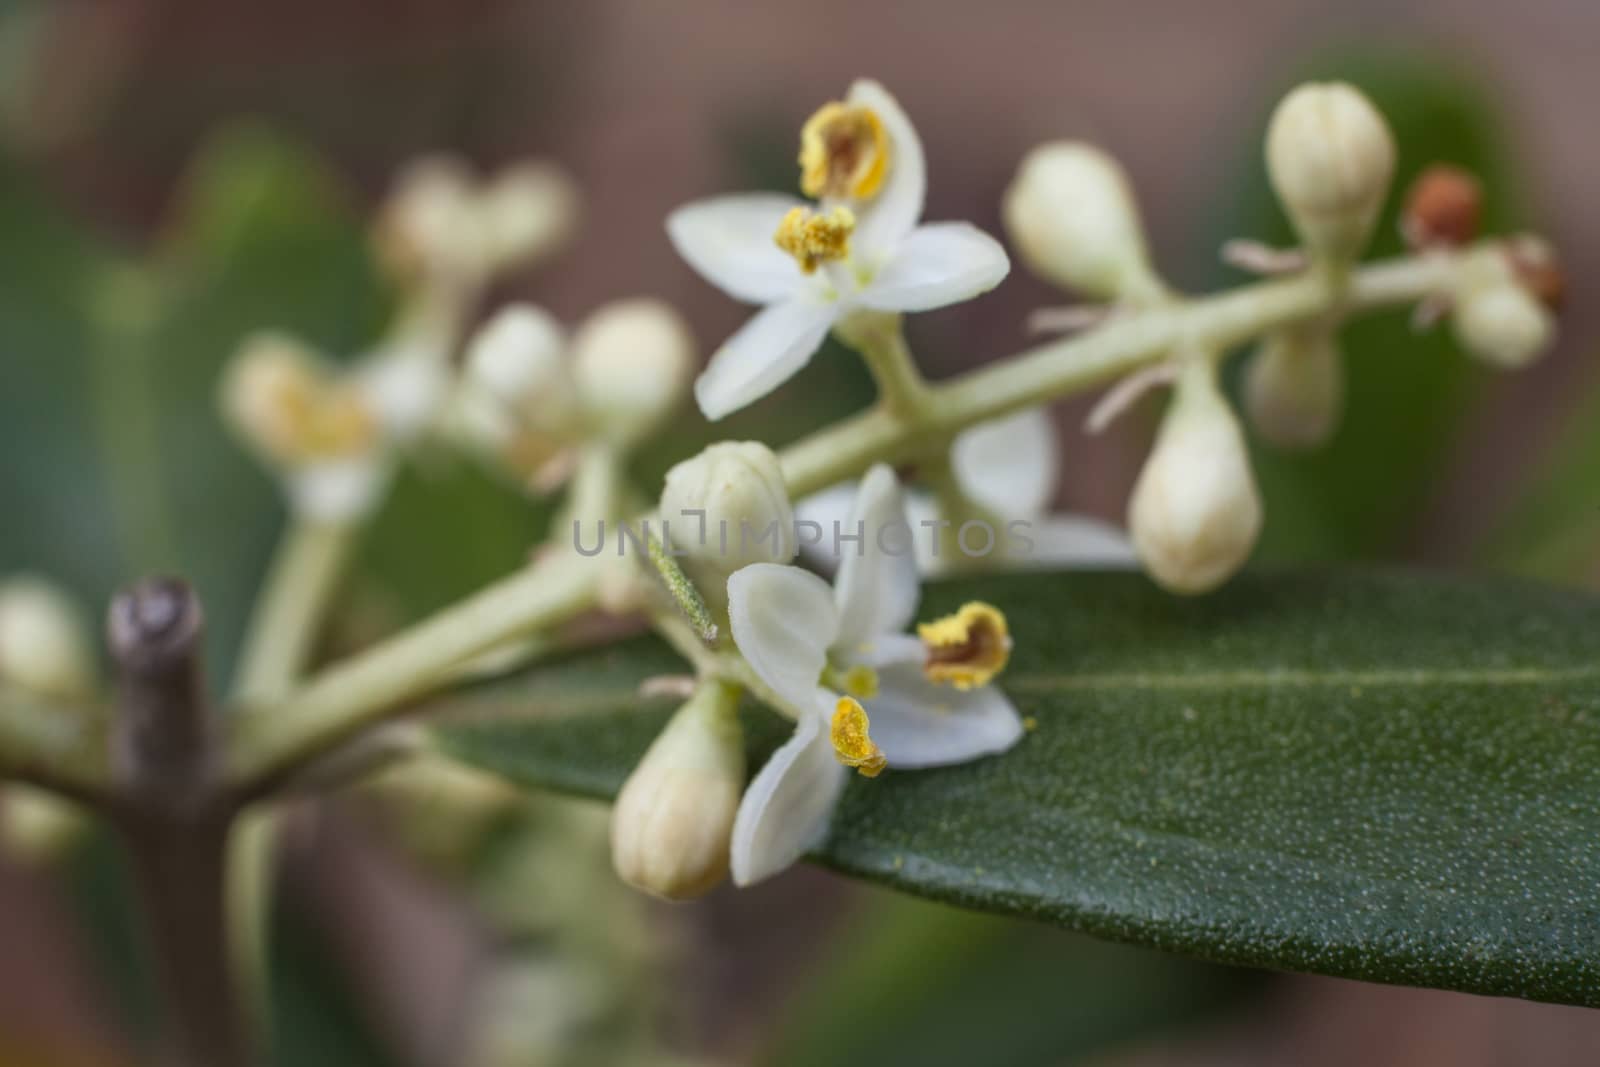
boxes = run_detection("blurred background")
[0,1,1597,1064]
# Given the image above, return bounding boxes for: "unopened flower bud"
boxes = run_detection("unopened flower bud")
[660,442,796,573]
[479,162,579,273]
[464,305,573,434]
[1401,164,1482,249]
[1266,82,1396,262]
[570,299,694,445]
[0,577,94,700]
[1451,245,1556,369]
[1128,362,1262,595]
[1243,326,1344,449]
[611,682,744,899]
[1,786,84,863]
[1002,143,1159,301]
[373,156,479,284]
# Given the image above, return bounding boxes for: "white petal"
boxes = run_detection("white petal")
[359,355,449,440]
[287,458,387,522]
[1012,514,1138,568]
[727,563,839,713]
[846,80,925,261]
[694,299,837,421]
[667,194,809,305]
[729,699,849,886]
[833,465,920,653]
[951,408,1059,520]
[866,664,1024,768]
[858,223,1010,313]
[794,481,858,572]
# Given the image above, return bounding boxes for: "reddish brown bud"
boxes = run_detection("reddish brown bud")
[1402,165,1483,248]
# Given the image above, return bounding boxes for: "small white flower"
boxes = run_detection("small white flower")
[725,466,1024,886]
[799,408,1134,574]
[222,332,449,522]
[668,80,1010,420]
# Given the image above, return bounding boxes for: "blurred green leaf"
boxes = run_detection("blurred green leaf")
[1210,54,1518,561]
[440,568,1600,1008]
[765,891,1257,1067]
[1478,364,1600,582]
[0,124,390,683]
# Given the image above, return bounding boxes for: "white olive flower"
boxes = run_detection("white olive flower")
[799,408,1134,574]
[725,465,1024,886]
[222,332,446,521]
[668,80,1010,420]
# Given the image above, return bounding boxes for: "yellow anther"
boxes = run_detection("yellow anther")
[917,602,1013,691]
[830,696,887,778]
[800,102,890,201]
[774,206,856,274]
[226,343,380,465]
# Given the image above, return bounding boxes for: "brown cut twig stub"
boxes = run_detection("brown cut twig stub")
[107,577,213,804]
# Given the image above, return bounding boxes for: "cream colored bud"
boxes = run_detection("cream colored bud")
[465,305,573,431]
[374,156,479,283]
[0,577,94,700]
[1002,143,1157,301]
[1128,362,1262,595]
[1451,247,1555,369]
[611,682,744,899]
[660,442,796,572]
[1,786,85,863]
[571,299,694,445]
[1266,82,1396,262]
[1243,326,1345,449]
[480,162,579,272]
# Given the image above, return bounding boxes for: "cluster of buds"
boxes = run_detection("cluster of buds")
[373,156,578,296]
[450,299,696,489]
[223,156,593,520]
[1004,80,1562,594]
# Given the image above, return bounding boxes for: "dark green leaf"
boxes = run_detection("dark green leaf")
[764,891,1258,1067]
[438,569,1600,1008]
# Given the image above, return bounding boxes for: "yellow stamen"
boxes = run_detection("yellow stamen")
[774,206,856,274]
[830,696,887,778]
[226,345,379,464]
[917,602,1013,691]
[800,102,890,201]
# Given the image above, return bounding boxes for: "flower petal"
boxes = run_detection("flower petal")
[833,464,920,653]
[729,696,849,886]
[858,223,1010,313]
[866,664,1024,768]
[1013,514,1138,568]
[794,481,858,571]
[951,407,1059,520]
[694,299,837,420]
[728,563,840,712]
[846,80,925,261]
[667,194,809,304]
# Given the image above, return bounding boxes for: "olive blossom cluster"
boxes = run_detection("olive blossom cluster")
[603,79,1562,898]
[0,73,1566,1064]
